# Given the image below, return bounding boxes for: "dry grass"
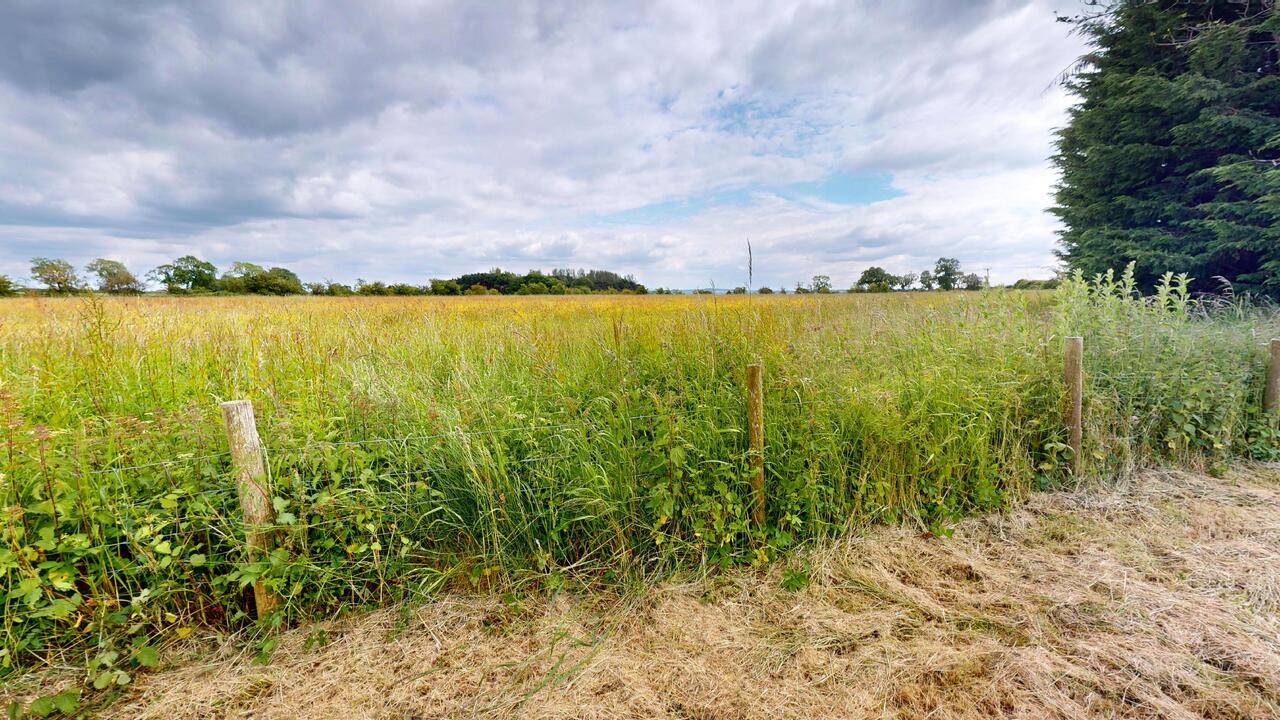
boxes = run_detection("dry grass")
[11,464,1280,719]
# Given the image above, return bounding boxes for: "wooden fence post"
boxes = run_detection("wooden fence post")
[746,363,765,526]
[1265,338,1280,416]
[1064,337,1084,476]
[220,399,279,618]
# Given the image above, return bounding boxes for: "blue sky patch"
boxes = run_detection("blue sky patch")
[589,171,900,226]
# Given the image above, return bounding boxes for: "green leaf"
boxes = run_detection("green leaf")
[52,688,80,715]
[133,646,159,668]
[27,696,54,718]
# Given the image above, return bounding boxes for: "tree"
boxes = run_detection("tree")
[357,280,390,296]
[30,257,80,294]
[933,258,962,291]
[757,286,774,294]
[810,275,832,293]
[918,270,935,291]
[429,279,462,296]
[855,266,894,292]
[245,267,304,295]
[0,275,17,297]
[961,273,984,290]
[1053,1,1280,297]
[896,272,918,291]
[149,256,217,293]
[85,259,143,294]
[730,286,747,294]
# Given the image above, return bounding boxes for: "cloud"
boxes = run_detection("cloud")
[0,0,1088,288]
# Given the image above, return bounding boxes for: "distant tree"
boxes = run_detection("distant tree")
[357,280,390,296]
[855,266,894,292]
[757,286,774,294]
[243,267,304,295]
[30,257,81,294]
[918,270,935,291]
[387,283,423,296]
[896,272,918,291]
[1011,278,1061,290]
[518,281,549,295]
[85,258,143,294]
[464,283,490,296]
[217,261,266,293]
[225,261,265,278]
[429,278,462,296]
[961,272,984,290]
[810,275,832,293]
[794,282,811,294]
[730,286,747,294]
[0,274,17,297]
[933,258,962,291]
[149,256,217,293]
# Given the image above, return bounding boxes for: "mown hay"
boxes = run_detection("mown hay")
[10,465,1279,719]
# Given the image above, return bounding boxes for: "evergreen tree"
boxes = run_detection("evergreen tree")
[1054,1,1280,296]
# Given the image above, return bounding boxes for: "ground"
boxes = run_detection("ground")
[10,465,1280,719]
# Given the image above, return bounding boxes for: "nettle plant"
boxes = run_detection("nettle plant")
[1056,264,1277,470]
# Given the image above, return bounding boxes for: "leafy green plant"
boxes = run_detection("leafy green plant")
[0,287,1274,698]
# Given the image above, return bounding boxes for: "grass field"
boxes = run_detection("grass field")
[2,270,1278,698]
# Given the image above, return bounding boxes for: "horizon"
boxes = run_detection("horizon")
[0,1,1087,290]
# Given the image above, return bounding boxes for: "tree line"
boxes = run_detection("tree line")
[726,257,1053,294]
[5,257,649,296]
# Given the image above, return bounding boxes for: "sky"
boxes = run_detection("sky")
[0,0,1090,291]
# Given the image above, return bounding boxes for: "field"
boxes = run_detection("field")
[3,271,1279,706]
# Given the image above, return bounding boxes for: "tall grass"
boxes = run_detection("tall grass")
[1,275,1276,677]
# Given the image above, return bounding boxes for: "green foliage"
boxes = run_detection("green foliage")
[809,275,832,293]
[1054,1,1280,297]
[855,266,895,292]
[429,279,462,296]
[1011,278,1061,290]
[1056,263,1278,469]
[29,258,80,294]
[148,256,217,293]
[0,274,18,297]
[84,259,143,294]
[934,258,962,291]
[0,287,1274,694]
[448,268,643,295]
[918,270,935,291]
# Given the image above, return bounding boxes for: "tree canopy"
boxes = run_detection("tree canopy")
[85,258,143,294]
[1053,0,1280,296]
[30,258,80,294]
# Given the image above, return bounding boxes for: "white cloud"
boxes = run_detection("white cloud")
[0,0,1088,288]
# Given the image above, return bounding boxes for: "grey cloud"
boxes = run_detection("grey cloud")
[0,0,1088,288]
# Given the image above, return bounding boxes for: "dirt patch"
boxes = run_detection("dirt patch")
[9,465,1280,719]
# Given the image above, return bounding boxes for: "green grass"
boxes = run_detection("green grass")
[1,269,1276,683]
